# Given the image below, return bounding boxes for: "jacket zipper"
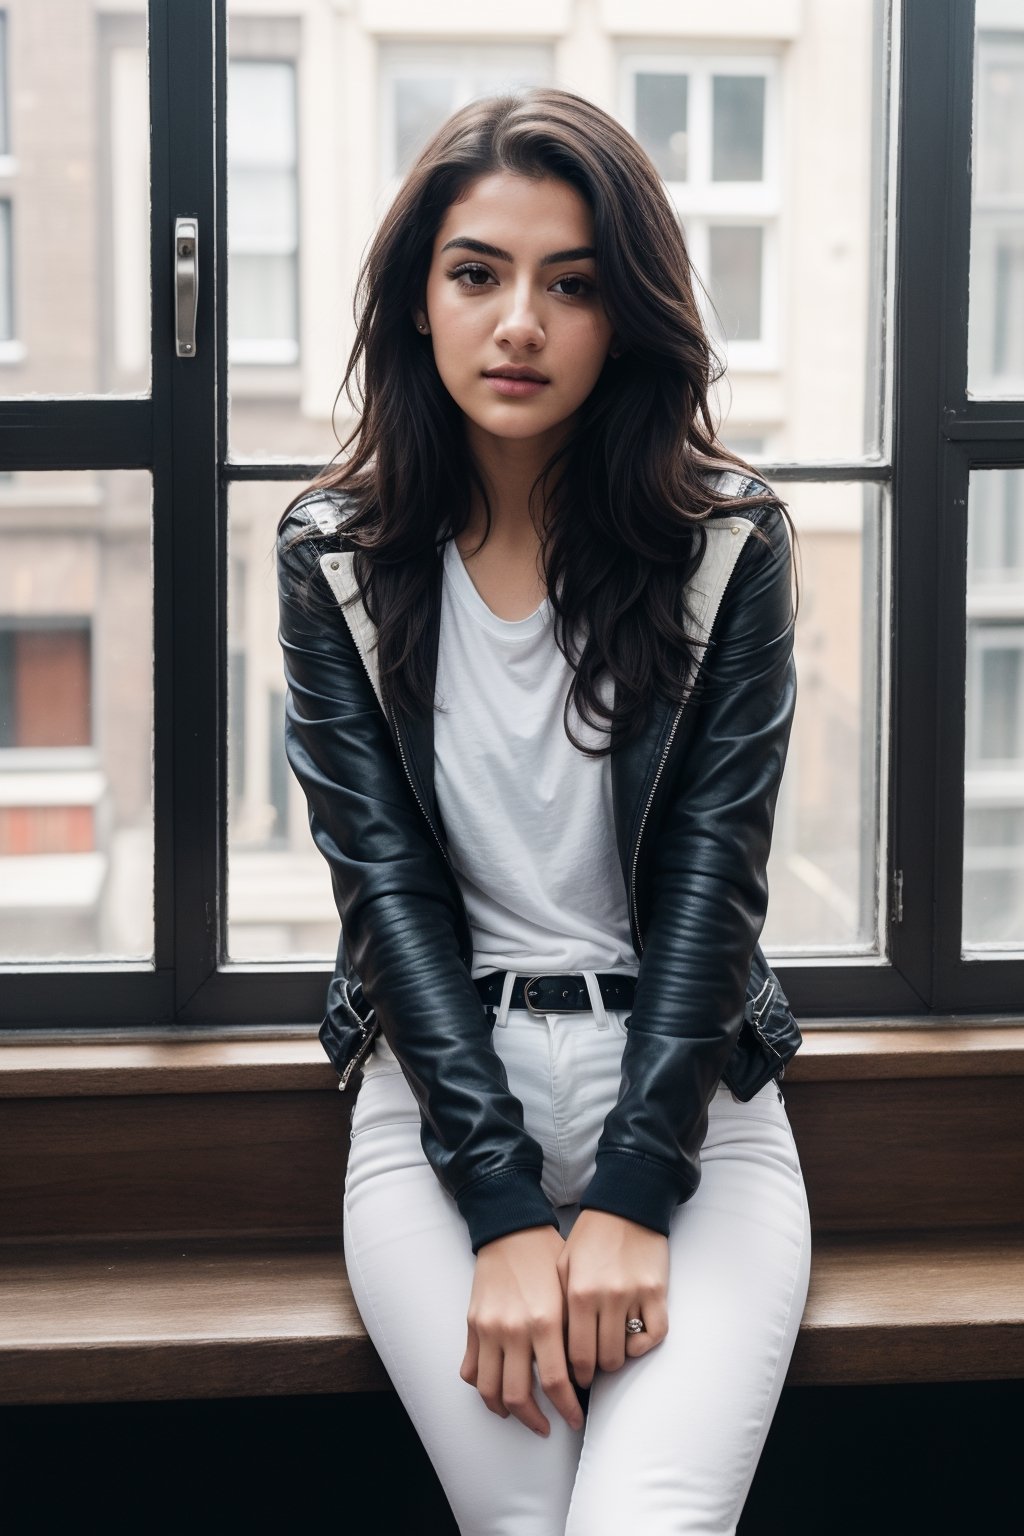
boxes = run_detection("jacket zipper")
[748,978,786,1077]
[629,701,685,952]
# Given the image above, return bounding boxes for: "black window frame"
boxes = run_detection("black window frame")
[2,0,1022,1031]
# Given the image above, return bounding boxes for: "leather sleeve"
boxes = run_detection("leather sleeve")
[579,504,797,1234]
[277,503,559,1252]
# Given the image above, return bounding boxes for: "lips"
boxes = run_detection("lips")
[483,366,550,383]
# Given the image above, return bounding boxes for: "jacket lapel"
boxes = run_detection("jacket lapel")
[319,549,445,842]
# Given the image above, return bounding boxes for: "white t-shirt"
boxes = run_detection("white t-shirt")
[433,536,638,981]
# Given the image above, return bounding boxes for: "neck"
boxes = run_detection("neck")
[462,418,571,547]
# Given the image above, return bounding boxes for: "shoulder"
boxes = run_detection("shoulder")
[696,466,790,566]
[278,487,357,550]
[276,489,360,585]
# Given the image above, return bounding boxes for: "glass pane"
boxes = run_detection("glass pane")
[708,226,763,342]
[761,482,885,955]
[635,72,689,181]
[964,469,1024,952]
[230,168,298,253]
[0,470,153,960]
[394,77,458,176]
[712,76,765,181]
[228,60,297,167]
[230,255,299,357]
[0,5,150,394]
[227,56,299,382]
[227,481,339,960]
[969,13,1024,396]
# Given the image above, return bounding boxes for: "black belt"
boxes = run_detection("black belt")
[474,970,637,1017]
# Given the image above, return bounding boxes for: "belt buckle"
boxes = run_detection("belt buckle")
[523,973,586,1015]
[523,975,547,1016]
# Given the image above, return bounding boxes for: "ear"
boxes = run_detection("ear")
[413,309,431,336]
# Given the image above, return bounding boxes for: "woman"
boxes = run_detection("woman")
[277,87,810,1535]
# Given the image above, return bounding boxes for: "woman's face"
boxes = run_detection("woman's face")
[419,172,617,449]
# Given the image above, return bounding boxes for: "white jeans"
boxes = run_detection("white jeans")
[342,975,812,1536]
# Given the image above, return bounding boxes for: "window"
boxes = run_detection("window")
[4,2,1024,1027]
[379,45,551,191]
[622,54,779,370]
[0,10,8,158]
[0,620,91,750]
[969,28,1024,395]
[227,59,299,365]
[0,198,12,343]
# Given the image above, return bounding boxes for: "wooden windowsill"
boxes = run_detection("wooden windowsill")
[2,1227,1022,1402]
[1,1020,1023,1099]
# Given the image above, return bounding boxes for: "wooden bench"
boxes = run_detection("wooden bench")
[2,1029,1023,1405]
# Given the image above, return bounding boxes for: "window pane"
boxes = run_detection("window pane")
[635,72,689,181]
[228,60,297,167]
[228,56,299,369]
[0,201,11,341]
[227,481,339,960]
[964,469,1024,951]
[969,17,1024,395]
[0,470,153,960]
[394,77,458,176]
[761,482,885,956]
[229,168,298,253]
[708,225,763,342]
[0,5,150,393]
[712,75,765,181]
[229,254,299,354]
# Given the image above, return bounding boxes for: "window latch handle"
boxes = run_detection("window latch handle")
[174,218,198,358]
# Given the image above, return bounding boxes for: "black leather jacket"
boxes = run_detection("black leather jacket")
[277,470,801,1254]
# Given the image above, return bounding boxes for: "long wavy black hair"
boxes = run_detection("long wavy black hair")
[278,86,793,756]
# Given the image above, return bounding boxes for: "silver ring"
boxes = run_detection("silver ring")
[625,1317,646,1335]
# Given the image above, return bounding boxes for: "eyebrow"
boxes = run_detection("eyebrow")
[439,237,597,266]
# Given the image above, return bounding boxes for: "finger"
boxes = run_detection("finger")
[502,1339,549,1436]
[567,1289,598,1389]
[628,1294,669,1356]
[624,1301,648,1357]
[533,1325,584,1433]
[459,1324,479,1384]
[597,1296,628,1374]
[475,1341,510,1418]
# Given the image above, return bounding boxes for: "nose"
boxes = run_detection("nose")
[493,280,544,351]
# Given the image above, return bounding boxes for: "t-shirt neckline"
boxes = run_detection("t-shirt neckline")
[443,537,552,641]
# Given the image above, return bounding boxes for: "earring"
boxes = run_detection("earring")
[417,321,429,334]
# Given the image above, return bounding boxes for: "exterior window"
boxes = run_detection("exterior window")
[0,621,91,749]
[623,55,779,370]
[0,199,12,343]
[0,620,94,860]
[379,45,551,188]
[228,59,299,365]
[0,10,8,157]
[969,31,1024,395]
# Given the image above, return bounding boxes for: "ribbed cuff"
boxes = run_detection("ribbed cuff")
[456,1168,560,1254]
[578,1149,686,1236]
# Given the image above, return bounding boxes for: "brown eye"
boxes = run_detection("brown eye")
[552,275,595,299]
[449,264,494,288]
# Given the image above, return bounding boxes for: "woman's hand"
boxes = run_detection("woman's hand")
[461,1225,584,1437]
[556,1209,669,1388]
